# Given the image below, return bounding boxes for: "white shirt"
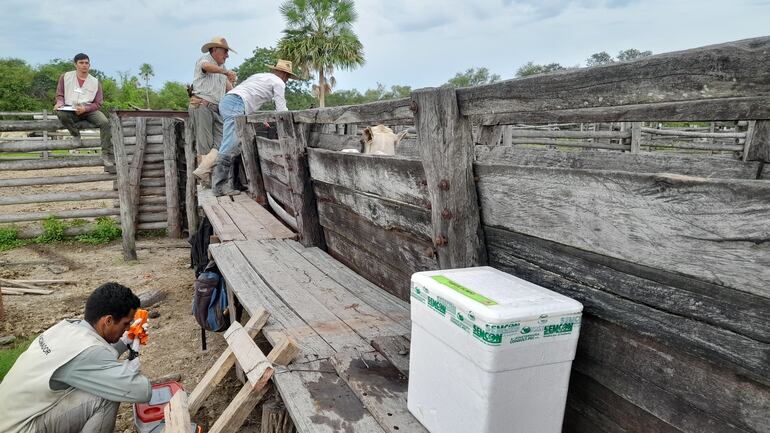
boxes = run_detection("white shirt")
[228,72,288,114]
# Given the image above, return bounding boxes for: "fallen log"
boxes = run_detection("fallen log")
[138,289,167,308]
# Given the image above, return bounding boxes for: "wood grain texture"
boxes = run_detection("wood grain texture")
[129,118,147,230]
[477,163,770,298]
[308,148,429,208]
[331,351,428,433]
[412,87,487,268]
[0,156,103,171]
[369,335,411,377]
[223,321,273,387]
[292,98,414,125]
[308,131,362,151]
[459,37,770,117]
[0,173,115,188]
[0,137,100,152]
[162,390,191,433]
[231,194,296,239]
[183,119,198,235]
[109,113,136,260]
[209,242,334,363]
[272,359,387,433]
[475,145,761,179]
[747,120,770,163]
[276,113,325,247]
[162,118,181,237]
[236,116,267,202]
[262,174,295,214]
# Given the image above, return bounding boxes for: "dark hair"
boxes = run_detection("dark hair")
[73,53,89,63]
[84,282,140,325]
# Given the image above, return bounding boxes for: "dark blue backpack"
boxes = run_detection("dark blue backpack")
[192,272,230,332]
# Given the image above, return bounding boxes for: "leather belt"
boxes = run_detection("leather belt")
[189,96,219,113]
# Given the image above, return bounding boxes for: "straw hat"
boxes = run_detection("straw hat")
[200,37,237,54]
[267,59,299,79]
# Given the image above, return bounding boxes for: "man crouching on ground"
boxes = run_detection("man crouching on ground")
[0,282,151,433]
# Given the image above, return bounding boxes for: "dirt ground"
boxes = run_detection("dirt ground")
[0,167,264,432]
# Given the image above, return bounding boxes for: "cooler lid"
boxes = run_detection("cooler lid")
[411,266,582,323]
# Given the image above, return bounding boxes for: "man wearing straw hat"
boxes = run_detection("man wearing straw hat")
[210,59,298,196]
[190,37,238,186]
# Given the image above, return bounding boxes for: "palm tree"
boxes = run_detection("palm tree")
[277,0,365,108]
[139,63,154,108]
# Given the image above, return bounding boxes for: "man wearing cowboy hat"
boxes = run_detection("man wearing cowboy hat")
[210,59,299,196]
[190,37,238,186]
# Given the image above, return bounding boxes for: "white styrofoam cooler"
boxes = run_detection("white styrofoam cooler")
[407,266,583,433]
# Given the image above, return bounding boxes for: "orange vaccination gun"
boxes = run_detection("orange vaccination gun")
[127,309,149,346]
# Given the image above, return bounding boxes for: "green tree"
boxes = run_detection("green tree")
[153,81,189,110]
[0,58,38,111]
[277,0,365,107]
[586,51,614,67]
[139,63,154,108]
[515,62,566,78]
[444,67,501,88]
[617,48,653,62]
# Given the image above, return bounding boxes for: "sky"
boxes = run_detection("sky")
[2,0,770,92]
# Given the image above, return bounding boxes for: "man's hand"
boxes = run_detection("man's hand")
[54,102,63,110]
[74,104,87,115]
[226,70,237,83]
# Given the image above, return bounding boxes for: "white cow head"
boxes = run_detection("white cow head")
[361,125,409,156]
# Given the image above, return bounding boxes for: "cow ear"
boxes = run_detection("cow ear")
[362,127,373,142]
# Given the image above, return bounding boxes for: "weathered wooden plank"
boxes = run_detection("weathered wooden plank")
[188,310,270,414]
[231,194,296,240]
[413,87,487,268]
[236,115,267,203]
[123,134,164,145]
[369,335,411,377]
[477,125,503,146]
[486,231,770,385]
[223,321,273,387]
[485,227,770,343]
[137,221,167,230]
[317,200,437,275]
[209,242,334,362]
[0,173,114,188]
[477,164,770,298]
[236,240,371,354]
[0,156,102,171]
[331,351,428,433]
[263,174,295,215]
[203,203,246,242]
[162,118,181,238]
[0,119,62,132]
[259,240,409,340]
[510,129,631,139]
[289,245,411,327]
[576,317,770,433]
[183,119,198,236]
[123,125,163,136]
[255,136,284,166]
[163,390,191,433]
[308,148,429,208]
[0,137,100,152]
[261,158,290,185]
[641,126,745,139]
[272,360,388,433]
[197,184,217,207]
[129,118,147,230]
[291,98,414,125]
[138,212,168,223]
[109,113,136,261]
[276,113,325,247]
[475,145,761,179]
[307,131,362,151]
[459,37,770,117]
[747,119,770,162]
[476,96,770,125]
[507,138,631,150]
[323,229,412,301]
[124,143,164,155]
[314,181,432,239]
[0,190,118,205]
[217,198,272,240]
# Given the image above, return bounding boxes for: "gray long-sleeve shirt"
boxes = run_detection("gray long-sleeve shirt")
[49,320,151,403]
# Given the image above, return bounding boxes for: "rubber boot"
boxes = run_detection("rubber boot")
[193,148,219,187]
[211,154,241,197]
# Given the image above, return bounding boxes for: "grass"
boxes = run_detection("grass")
[0,216,122,251]
[0,337,35,380]
[77,217,122,245]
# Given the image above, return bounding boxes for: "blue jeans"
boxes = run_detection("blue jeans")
[218,93,245,156]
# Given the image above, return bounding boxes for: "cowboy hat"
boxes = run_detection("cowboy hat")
[267,59,299,79]
[201,37,237,54]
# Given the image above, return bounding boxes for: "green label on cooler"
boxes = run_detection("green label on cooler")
[473,324,503,345]
[427,296,447,316]
[544,322,573,336]
[431,275,498,306]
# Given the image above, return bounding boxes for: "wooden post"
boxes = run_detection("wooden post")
[235,116,267,204]
[275,112,325,248]
[412,87,487,268]
[502,125,513,146]
[109,113,136,261]
[261,395,296,433]
[184,119,199,234]
[630,122,642,153]
[746,120,770,163]
[477,125,503,146]
[162,118,182,238]
[129,118,147,229]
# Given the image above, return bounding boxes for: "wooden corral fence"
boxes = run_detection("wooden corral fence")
[109,112,189,260]
[0,112,187,249]
[232,36,770,433]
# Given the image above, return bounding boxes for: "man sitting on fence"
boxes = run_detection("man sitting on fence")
[0,282,151,433]
[54,53,113,169]
[210,59,298,196]
[190,36,238,186]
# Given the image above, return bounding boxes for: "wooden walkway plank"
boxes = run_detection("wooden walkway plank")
[331,351,428,433]
[370,335,412,378]
[273,360,388,433]
[197,185,218,207]
[224,322,273,387]
[217,197,272,240]
[259,240,410,341]
[289,243,412,327]
[209,242,334,363]
[233,194,296,239]
[203,203,246,242]
[236,240,372,354]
